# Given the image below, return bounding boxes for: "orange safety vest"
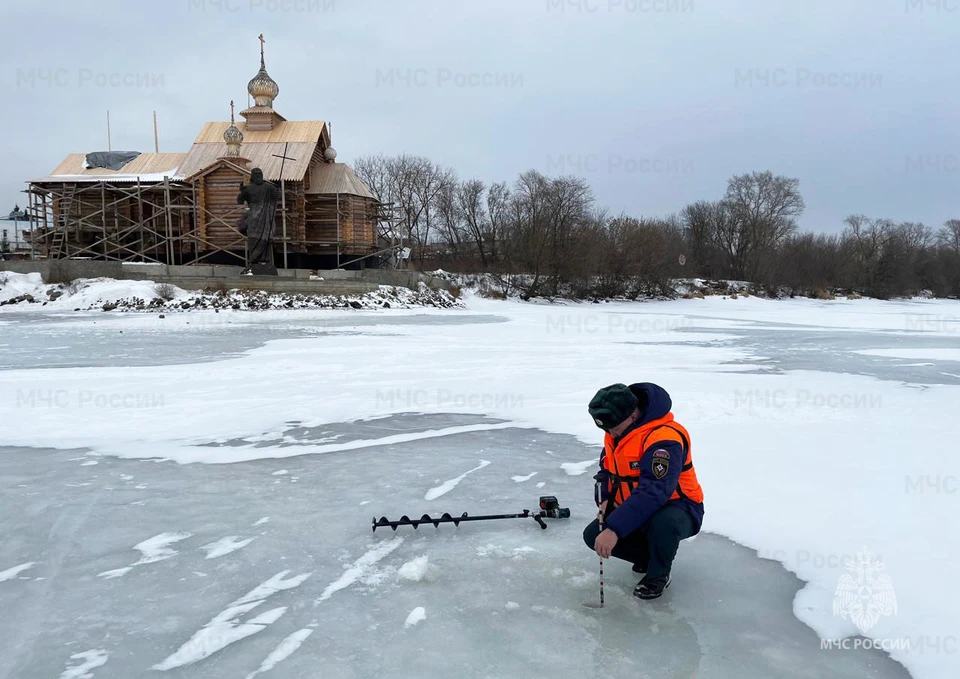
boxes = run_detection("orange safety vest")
[603,413,703,507]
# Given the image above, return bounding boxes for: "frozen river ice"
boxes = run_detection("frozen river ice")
[1,415,911,679]
[2,295,959,678]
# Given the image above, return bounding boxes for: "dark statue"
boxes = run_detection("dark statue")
[236,167,279,273]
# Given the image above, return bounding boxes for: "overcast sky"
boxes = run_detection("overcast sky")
[4,0,957,232]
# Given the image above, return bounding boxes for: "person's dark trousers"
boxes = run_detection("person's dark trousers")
[583,504,695,583]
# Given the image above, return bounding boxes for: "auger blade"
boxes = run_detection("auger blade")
[371,507,559,533]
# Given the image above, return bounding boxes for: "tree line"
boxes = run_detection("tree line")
[353,154,960,299]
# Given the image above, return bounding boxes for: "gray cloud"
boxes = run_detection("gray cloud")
[4,0,957,232]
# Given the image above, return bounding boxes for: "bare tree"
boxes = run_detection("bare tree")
[353,154,391,203]
[720,171,804,279]
[353,154,398,243]
[456,179,490,267]
[681,200,727,278]
[486,181,510,266]
[938,219,960,254]
[433,180,465,262]
[353,154,454,266]
[413,164,456,267]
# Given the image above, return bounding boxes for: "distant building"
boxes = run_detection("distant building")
[1,205,32,258]
[24,36,388,269]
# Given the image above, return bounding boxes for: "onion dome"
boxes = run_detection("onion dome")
[248,34,279,107]
[223,100,243,156]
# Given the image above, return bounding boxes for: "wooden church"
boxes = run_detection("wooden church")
[25,37,386,269]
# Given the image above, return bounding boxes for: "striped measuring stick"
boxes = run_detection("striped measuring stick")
[599,518,605,608]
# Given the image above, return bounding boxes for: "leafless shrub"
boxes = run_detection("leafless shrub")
[153,283,178,301]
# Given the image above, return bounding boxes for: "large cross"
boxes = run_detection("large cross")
[271,142,297,183]
[229,99,235,124]
[259,33,265,64]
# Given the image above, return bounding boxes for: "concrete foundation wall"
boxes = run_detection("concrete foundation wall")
[0,261,455,296]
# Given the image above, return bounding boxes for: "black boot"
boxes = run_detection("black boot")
[634,574,671,600]
[632,562,647,574]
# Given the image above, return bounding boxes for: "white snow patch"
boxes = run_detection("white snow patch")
[536,482,546,488]
[133,532,192,564]
[253,517,270,527]
[97,532,192,578]
[80,460,99,466]
[317,539,404,602]
[404,607,426,628]
[511,472,537,482]
[244,628,314,679]
[424,460,491,501]
[97,567,132,580]
[152,571,310,670]
[560,460,596,476]
[59,649,108,679]
[397,555,431,583]
[201,536,255,559]
[0,562,35,582]
[271,469,289,476]
[505,601,520,610]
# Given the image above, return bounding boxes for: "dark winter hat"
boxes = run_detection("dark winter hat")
[588,383,639,430]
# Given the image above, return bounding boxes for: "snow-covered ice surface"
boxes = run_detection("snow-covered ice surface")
[1,293,959,678]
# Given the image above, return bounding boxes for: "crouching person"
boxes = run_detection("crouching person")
[582,382,704,600]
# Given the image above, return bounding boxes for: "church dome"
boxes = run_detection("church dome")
[248,60,279,107]
[223,122,243,145]
[223,100,244,157]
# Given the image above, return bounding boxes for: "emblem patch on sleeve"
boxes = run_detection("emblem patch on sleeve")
[653,450,670,459]
[652,458,670,480]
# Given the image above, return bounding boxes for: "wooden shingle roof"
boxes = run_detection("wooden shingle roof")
[33,153,186,183]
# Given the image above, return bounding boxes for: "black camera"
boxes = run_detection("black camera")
[539,495,571,519]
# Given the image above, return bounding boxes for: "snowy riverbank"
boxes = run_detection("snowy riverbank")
[0,272,462,312]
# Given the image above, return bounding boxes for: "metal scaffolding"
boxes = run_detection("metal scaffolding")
[27,178,254,266]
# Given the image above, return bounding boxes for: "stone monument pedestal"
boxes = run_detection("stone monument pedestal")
[251,263,279,276]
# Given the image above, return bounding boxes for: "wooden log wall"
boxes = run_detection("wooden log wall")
[302,193,379,255]
[198,167,247,251]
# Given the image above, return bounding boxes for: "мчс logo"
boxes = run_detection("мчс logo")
[832,549,898,634]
